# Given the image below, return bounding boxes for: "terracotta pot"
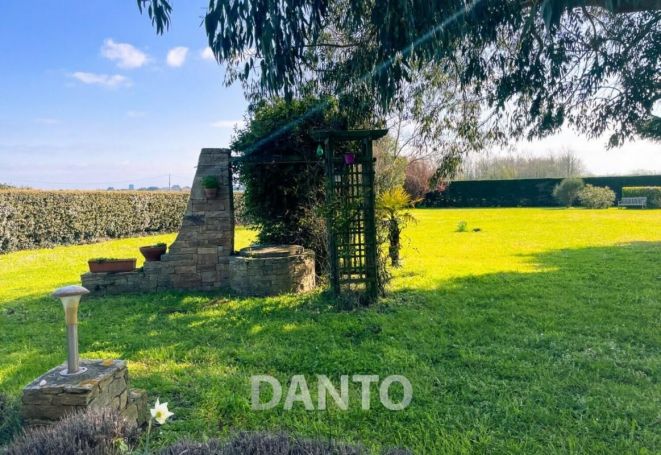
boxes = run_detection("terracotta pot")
[204,187,218,199]
[139,245,167,262]
[88,259,136,273]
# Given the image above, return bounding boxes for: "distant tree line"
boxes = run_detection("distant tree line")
[456,150,586,181]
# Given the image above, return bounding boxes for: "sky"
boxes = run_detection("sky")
[0,1,659,190]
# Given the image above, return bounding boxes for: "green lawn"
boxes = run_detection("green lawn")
[1,209,660,453]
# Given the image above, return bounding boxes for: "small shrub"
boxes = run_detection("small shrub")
[4,408,139,455]
[622,186,661,208]
[456,220,468,232]
[0,393,21,446]
[160,431,411,455]
[377,187,418,267]
[578,184,616,209]
[553,177,585,207]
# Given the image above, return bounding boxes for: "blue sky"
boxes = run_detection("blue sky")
[0,1,245,189]
[0,1,659,189]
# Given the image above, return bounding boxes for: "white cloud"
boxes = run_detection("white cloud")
[101,39,148,69]
[126,111,146,118]
[200,47,215,61]
[211,120,243,129]
[166,47,189,67]
[70,72,132,88]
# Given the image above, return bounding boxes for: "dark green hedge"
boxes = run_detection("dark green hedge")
[0,190,189,253]
[424,175,661,207]
[622,186,661,208]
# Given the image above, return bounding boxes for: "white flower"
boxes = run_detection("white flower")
[150,398,174,425]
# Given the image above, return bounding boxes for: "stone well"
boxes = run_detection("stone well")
[229,245,315,296]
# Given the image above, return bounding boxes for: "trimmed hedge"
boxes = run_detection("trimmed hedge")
[423,175,661,207]
[0,190,189,253]
[622,186,661,208]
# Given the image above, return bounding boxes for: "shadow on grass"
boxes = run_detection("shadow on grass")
[1,242,659,452]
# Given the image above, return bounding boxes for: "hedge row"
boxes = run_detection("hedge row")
[622,186,661,208]
[0,190,189,253]
[423,175,661,207]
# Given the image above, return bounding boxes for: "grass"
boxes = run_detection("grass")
[1,209,660,453]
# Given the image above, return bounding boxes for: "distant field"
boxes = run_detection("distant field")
[1,209,659,453]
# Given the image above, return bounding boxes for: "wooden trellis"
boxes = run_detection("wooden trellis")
[311,129,388,304]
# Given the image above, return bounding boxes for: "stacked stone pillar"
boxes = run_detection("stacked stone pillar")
[159,148,234,290]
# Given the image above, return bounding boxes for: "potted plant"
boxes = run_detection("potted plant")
[343,152,356,165]
[202,175,219,199]
[88,258,137,273]
[139,242,167,262]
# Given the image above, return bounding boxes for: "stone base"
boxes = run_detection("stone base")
[21,359,147,427]
[229,245,316,296]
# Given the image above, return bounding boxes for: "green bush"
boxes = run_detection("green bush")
[0,190,189,253]
[231,96,346,268]
[622,186,661,208]
[578,185,616,209]
[552,177,585,207]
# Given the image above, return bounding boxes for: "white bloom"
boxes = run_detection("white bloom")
[150,398,174,425]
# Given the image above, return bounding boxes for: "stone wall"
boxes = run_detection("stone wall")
[21,359,148,427]
[229,245,316,296]
[82,148,234,293]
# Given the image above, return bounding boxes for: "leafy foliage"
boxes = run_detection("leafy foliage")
[202,175,219,189]
[0,190,188,252]
[622,186,661,207]
[136,0,172,34]
[230,97,345,267]
[578,184,616,208]
[553,177,585,207]
[142,0,660,147]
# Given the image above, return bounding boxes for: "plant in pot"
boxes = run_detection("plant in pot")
[343,152,356,165]
[88,258,136,273]
[139,242,167,262]
[202,175,219,199]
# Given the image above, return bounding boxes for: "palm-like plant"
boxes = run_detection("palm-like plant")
[377,187,419,267]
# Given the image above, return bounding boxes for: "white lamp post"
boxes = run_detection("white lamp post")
[52,285,90,375]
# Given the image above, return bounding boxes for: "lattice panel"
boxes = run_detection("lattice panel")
[325,137,378,302]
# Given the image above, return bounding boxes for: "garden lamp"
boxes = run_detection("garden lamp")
[52,285,90,375]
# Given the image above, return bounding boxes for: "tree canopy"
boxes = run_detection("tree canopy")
[138,0,660,149]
